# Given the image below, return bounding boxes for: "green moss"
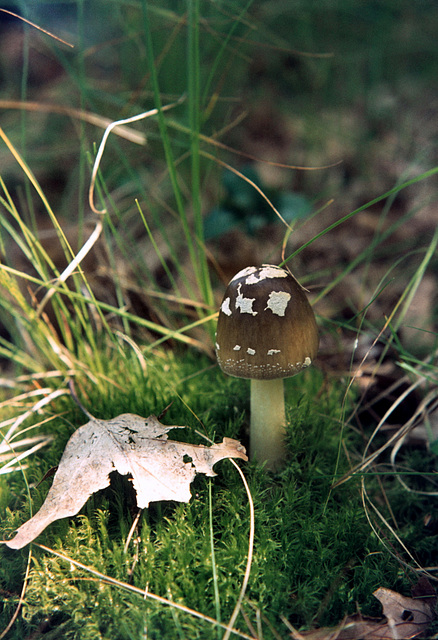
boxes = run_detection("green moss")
[1,351,430,639]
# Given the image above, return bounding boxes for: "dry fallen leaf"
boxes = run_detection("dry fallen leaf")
[6,413,247,549]
[288,579,436,640]
[373,584,436,639]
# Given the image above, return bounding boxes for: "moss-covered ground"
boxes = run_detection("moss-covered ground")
[1,349,432,639]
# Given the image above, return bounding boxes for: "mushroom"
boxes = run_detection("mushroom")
[215,264,319,470]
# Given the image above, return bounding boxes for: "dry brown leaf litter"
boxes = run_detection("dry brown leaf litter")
[288,578,437,640]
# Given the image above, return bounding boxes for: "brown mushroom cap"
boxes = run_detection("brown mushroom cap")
[215,265,319,380]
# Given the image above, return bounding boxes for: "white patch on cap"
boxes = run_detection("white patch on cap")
[233,344,241,351]
[245,264,288,284]
[265,291,291,316]
[236,284,257,315]
[230,266,257,283]
[247,348,256,355]
[267,349,281,356]
[221,297,232,316]
[215,342,220,350]
[303,356,312,367]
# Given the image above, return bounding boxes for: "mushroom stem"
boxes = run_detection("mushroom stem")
[250,378,286,470]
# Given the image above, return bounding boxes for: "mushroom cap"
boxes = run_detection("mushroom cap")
[215,265,319,380]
